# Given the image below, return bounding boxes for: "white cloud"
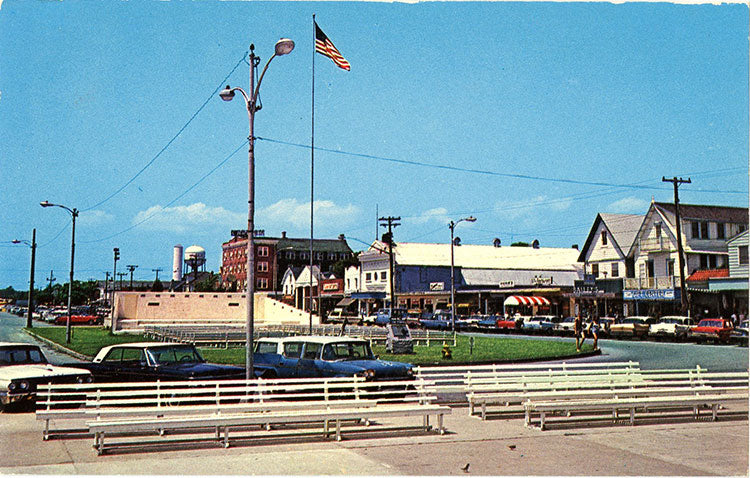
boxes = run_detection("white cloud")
[412,207,451,225]
[607,197,650,214]
[133,203,245,233]
[258,198,360,229]
[81,210,114,225]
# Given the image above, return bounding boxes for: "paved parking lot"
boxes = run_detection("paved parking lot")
[1,402,747,475]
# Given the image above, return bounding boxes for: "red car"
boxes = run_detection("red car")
[54,315,100,326]
[496,316,522,332]
[689,318,733,344]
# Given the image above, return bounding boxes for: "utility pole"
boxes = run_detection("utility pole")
[662,176,691,315]
[117,272,126,291]
[126,265,138,290]
[379,216,401,309]
[104,271,110,306]
[111,248,120,333]
[152,267,163,282]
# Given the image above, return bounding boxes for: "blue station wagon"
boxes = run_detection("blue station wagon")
[253,336,414,381]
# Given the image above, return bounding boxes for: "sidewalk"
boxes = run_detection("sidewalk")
[1,403,747,475]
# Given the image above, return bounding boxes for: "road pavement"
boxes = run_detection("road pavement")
[1,401,747,475]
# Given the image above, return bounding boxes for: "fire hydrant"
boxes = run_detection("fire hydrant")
[441,342,452,360]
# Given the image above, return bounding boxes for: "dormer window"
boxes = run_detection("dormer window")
[601,231,607,245]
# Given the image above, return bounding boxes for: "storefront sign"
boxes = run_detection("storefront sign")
[532,276,553,286]
[623,289,680,301]
[499,281,515,288]
[429,282,445,291]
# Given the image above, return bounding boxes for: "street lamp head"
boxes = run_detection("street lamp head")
[465,216,477,222]
[274,38,295,56]
[40,201,52,208]
[11,240,20,244]
[219,85,235,102]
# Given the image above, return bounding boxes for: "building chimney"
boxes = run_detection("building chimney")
[281,231,287,238]
[572,244,579,250]
[338,234,346,241]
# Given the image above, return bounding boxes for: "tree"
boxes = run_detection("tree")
[194,272,221,292]
[152,279,164,292]
[511,242,531,247]
[332,252,359,279]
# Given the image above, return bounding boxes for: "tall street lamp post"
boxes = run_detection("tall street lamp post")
[220,38,294,380]
[12,228,36,329]
[449,216,476,332]
[40,201,78,344]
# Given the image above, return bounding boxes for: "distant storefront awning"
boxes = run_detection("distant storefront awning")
[336,298,356,307]
[503,295,551,307]
[350,292,387,300]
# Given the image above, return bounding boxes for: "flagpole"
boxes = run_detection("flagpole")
[309,13,316,334]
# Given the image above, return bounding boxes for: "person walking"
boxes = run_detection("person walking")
[574,312,584,352]
[590,315,600,351]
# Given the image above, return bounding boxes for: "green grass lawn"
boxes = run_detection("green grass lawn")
[28,326,593,365]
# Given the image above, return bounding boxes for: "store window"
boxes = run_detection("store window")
[611,263,619,277]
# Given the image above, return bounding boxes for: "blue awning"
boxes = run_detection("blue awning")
[350,292,386,300]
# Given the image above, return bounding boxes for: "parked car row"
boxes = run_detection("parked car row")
[373,310,745,345]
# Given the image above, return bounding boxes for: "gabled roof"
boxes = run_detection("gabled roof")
[654,202,748,224]
[361,241,581,271]
[578,213,644,262]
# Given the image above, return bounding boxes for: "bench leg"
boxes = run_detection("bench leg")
[712,404,718,421]
[629,408,635,425]
[438,414,445,435]
[481,403,487,421]
[693,406,699,419]
[95,432,104,456]
[524,409,530,427]
[335,420,342,441]
[540,412,546,431]
[223,427,230,448]
[469,400,474,416]
[44,419,50,441]
[324,419,329,438]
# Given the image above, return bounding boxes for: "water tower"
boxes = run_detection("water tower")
[184,245,206,291]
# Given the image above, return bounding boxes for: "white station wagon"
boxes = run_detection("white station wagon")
[0,342,92,410]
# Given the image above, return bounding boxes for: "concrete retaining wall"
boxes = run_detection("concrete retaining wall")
[111,292,319,331]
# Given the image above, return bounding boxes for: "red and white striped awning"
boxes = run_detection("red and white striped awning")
[503,295,551,307]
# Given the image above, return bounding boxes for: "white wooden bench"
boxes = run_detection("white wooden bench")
[415,361,641,397]
[522,371,749,430]
[37,376,373,439]
[36,376,450,454]
[524,389,748,430]
[89,401,450,455]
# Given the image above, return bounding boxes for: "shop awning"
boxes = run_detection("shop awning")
[336,298,356,307]
[503,295,551,307]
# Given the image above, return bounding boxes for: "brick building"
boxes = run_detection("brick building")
[220,231,353,293]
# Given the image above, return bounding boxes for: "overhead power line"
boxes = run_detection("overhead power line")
[256,137,747,195]
[81,53,248,213]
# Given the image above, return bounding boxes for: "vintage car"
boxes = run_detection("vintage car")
[54,314,101,326]
[649,316,695,341]
[689,318,734,344]
[730,320,749,346]
[419,311,452,330]
[253,336,414,381]
[553,317,577,336]
[521,316,556,334]
[496,315,524,332]
[0,342,92,410]
[609,316,655,339]
[79,343,247,382]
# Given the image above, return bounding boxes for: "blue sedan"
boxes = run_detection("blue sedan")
[253,336,414,381]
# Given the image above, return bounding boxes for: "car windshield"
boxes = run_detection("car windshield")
[0,346,47,365]
[147,346,204,365]
[622,318,643,324]
[321,342,374,361]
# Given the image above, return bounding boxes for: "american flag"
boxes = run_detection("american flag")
[315,22,350,71]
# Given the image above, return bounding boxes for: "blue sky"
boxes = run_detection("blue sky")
[1,1,747,290]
